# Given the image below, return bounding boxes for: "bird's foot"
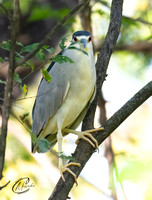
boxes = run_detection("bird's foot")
[60,162,81,185]
[75,131,99,150]
[63,127,104,151]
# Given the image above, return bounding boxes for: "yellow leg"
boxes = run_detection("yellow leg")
[63,127,104,151]
[85,127,104,133]
[60,162,81,185]
[57,121,81,184]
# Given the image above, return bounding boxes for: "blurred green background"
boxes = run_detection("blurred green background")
[0,0,152,199]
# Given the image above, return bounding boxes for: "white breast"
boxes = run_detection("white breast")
[40,47,96,137]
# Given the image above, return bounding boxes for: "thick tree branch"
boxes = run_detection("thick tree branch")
[48,0,123,199]
[0,0,20,180]
[97,81,152,142]
[16,0,90,67]
[49,80,152,199]
[83,0,123,131]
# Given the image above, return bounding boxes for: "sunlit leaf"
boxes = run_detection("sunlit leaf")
[119,158,152,182]
[21,60,34,71]
[41,69,52,82]
[51,54,74,64]
[122,16,140,27]
[20,84,28,96]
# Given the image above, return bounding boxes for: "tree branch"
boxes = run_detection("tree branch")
[95,41,152,55]
[0,0,20,180]
[97,81,152,141]
[79,0,92,32]
[16,0,90,67]
[49,80,152,200]
[0,3,12,20]
[48,0,123,199]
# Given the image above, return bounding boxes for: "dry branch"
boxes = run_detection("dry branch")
[0,0,20,180]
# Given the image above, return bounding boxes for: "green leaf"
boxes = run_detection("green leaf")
[0,56,4,63]
[36,50,45,61]
[51,55,74,64]
[59,36,67,50]
[37,138,51,153]
[28,6,52,21]
[22,43,39,53]
[20,60,34,71]
[31,133,38,146]
[28,6,69,22]
[15,51,24,62]
[13,72,22,84]
[68,46,88,56]
[42,45,50,49]
[0,80,6,84]
[16,41,24,47]
[46,47,55,55]
[41,69,52,83]
[122,16,139,27]
[19,112,29,123]
[26,60,34,71]
[59,153,74,161]
[0,41,10,51]
[119,159,152,182]
[15,51,24,59]
[20,84,28,96]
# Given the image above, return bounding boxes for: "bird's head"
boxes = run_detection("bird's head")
[71,31,93,52]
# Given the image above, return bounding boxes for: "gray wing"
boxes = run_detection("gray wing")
[32,62,69,137]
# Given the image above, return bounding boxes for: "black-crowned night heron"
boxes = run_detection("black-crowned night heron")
[32,31,103,183]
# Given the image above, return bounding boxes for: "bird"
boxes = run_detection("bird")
[32,31,102,183]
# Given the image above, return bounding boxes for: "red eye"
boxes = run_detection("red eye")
[88,36,92,42]
[73,36,78,42]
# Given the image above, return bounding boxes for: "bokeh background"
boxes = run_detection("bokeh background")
[0,0,152,199]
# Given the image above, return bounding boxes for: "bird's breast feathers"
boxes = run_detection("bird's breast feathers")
[38,47,96,137]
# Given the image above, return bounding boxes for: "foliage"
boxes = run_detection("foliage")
[0,0,152,199]
[41,69,51,83]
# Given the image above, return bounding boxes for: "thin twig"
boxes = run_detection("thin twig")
[0,3,12,20]
[0,0,20,180]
